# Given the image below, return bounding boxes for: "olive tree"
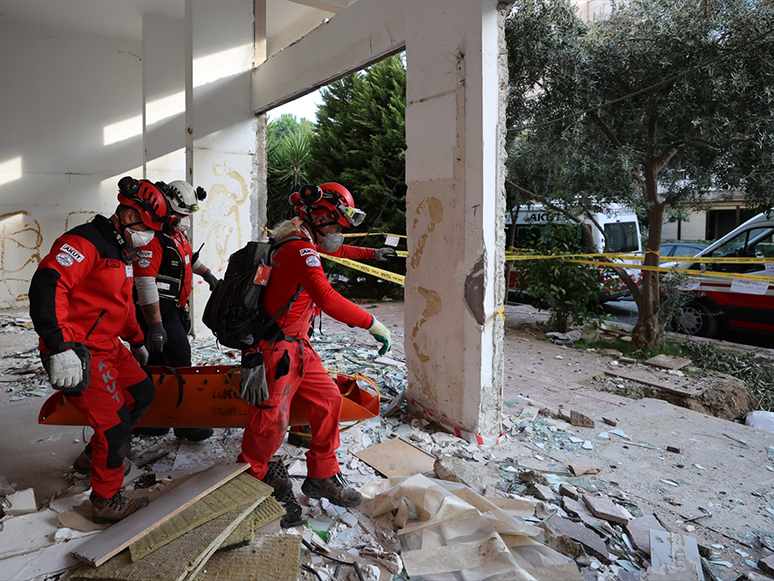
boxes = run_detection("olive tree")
[506,0,774,347]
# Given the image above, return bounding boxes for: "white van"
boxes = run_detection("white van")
[506,204,642,301]
[669,210,774,337]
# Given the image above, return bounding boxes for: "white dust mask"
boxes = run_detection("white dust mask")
[318,232,344,253]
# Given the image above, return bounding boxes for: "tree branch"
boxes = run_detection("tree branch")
[656,142,684,172]
[647,115,658,157]
[588,111,624,148]
[692,135,748,149]
[506,180,586,226]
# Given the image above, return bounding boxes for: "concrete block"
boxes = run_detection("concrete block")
[537,520,584,560]
[5,488,36,515]
[544,516,609,562]
[559,483,580,500]
[582,493,629,525]
[433,455,500,493]
[759,553,774,577]
[626,514,667,554]
[518,470,549,486]
[570,411,595,428]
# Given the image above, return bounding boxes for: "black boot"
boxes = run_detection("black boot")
[264,457,307,528]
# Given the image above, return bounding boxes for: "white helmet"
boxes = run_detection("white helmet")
[165,180,207,215]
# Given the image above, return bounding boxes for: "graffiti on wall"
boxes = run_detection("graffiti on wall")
[196,164,250,275]
[0,211,42,306]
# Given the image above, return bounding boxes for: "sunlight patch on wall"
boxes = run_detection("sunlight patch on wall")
[0,157,22,187]
[103,43,252,146]
[103,114,143,146]
[194,44,253,87]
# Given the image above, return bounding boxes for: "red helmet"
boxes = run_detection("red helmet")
[116,177,168,231]
[289,182,365,228]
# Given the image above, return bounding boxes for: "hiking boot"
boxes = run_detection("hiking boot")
[173,428,214,442]
[90,490,149,524]
[302,472,362,508]
[261,457,307,528]
[73,448,131,476]
[287,425,312,449]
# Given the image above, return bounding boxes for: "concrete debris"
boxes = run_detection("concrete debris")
[5,487,36,515]
[559,482,580,500]
[582,493,630,525]
[0,474,15,496]
[433,454,501,493]
[519,469,550,486]
[570,410,595,428]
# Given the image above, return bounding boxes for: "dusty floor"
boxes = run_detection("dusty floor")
[2,301,774,579]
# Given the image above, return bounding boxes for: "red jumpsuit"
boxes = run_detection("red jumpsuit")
[29,216,155,498]
[238,228,376,480]
[134,230,195,367]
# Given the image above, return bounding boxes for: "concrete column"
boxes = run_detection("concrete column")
[404,1,507,440]
[187,0,257,335]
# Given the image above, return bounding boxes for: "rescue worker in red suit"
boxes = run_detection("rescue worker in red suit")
[28,177,168,523]
[133,180,219,441]
[237,183,395,519]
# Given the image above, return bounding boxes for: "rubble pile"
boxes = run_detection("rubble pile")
[5,311,774,579]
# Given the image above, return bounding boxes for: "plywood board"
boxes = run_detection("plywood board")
[192,533,302,581]
[72,463,248,567]
[354,437,436,477]
[130,473,272,561]
[644,354,692,371]
[604,369,706,397]
[69,501,261,581]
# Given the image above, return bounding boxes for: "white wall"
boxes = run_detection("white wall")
[0,19,144,307]
[0,7,258,327]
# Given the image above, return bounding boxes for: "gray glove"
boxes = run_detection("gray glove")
[240,351,268,406]
[146,321,167,354]
[131,344,149,366]
[374,247,397,262]
[48,349,83,388]
[202,269,219,291]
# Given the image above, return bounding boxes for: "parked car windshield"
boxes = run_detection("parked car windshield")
[708,226,774,273]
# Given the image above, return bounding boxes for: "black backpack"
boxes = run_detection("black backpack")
[203,236,302,349]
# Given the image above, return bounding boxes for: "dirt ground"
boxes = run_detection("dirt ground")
[3,300,774,578]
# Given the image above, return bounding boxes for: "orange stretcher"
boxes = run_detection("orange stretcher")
[38,365,380,429]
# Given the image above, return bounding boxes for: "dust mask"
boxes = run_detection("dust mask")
[125,227,155,248]
[174,216,191,233]
[318,232,344,253]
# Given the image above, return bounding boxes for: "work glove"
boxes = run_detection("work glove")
[374,247,397,262]
[131,344,149,366]
[48,349,83,389]
[240,351,269,406]
[202,269,219,291]
[368,318,392,356]
[147,321,167,354]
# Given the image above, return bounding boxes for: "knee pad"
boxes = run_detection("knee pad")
[103,406,132,469]
[127,376,156,419]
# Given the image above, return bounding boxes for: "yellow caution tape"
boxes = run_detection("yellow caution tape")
[319,253,406,286]
[565,259,774,283]
[343,232,407,239]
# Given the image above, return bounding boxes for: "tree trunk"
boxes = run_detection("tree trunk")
[632,160,664,348]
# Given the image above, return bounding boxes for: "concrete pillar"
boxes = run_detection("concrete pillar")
[186,0,258,335]
[404,1,507,441]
